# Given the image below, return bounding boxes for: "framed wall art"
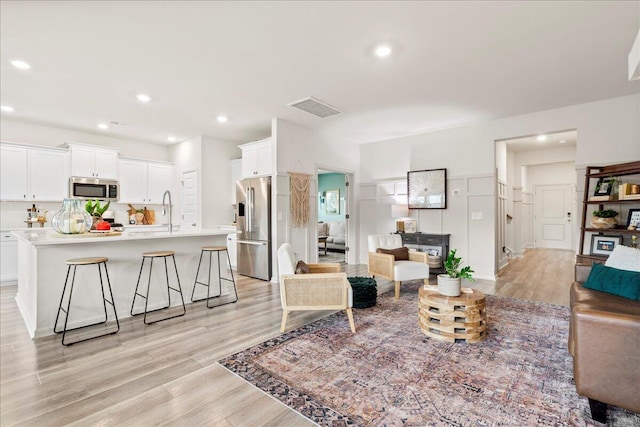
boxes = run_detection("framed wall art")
[325,189,340,215]
[408,168,447,209]
[627,209,640,228]
[593,178,616,196]
[590,234,622,256]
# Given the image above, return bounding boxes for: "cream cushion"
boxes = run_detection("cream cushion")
[605,245,640,272]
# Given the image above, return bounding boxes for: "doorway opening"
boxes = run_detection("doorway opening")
[495,130,577,273]
[317,169,351,264]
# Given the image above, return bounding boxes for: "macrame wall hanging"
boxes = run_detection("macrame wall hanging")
[288,172,312,228]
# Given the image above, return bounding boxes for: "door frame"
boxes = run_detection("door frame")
[315,165,356,265]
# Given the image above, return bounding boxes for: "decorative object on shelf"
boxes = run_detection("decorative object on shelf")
[325,189,340,215]
[590,234,622,256]
[627,209,640,229]
[631,235,638,249]
[437,248,474,297]
[52,198,93,234]
[391,204,409,232]
[408,168,446,209]
[590,209,619,229]
[403,219,417,233]
[594,177,618,196]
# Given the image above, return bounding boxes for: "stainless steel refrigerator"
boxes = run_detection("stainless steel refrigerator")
[236,176,272,281]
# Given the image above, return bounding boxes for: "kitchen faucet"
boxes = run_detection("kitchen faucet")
[162,190,173,233]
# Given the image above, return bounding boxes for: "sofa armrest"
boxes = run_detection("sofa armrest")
[573,306,640,412]
[280,273,350,310]
[575,264,592,284]
[368,252,394,280]
[308,263,341,273]
[408,251,428,263]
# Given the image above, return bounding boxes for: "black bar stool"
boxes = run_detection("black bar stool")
[130,250,186,324]
[191,246,238,309]
[54,257,119,346]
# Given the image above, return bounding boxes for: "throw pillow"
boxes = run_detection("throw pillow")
[604,245,640,272]
[376,247,410,261]
[583,263,640,300]
[295,260,311,274]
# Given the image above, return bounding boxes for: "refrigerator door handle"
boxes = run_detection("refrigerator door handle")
[237,240,268,245]
[246,186,251,233]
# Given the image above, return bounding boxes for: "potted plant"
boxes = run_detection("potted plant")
[437,249,474,297]
[85,200,111,230]
[591,209,618,229]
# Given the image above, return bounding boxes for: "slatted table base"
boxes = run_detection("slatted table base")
[418,286,487,344]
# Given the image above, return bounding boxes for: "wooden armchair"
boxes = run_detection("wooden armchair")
[277,243,355,333]
[368,234,430,300]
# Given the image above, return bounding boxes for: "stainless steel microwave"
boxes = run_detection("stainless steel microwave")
[69,176,119,201]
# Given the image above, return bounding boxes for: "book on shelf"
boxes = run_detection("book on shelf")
[620,193,640,200]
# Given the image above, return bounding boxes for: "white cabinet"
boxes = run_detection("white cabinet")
[68,143,118,179]
[230,159,242,204]
[0,143,68,201]
[1,232,18,284]
[118,158,173,204]
[0,145,28,200]
[240,138,272,178]
[147,162,173,204]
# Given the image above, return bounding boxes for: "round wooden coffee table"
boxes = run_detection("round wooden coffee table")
[418,286,487,344]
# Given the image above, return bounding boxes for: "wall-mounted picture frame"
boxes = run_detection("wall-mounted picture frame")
[325,189,340,215]
[627,209,640,228]
[594,178,616,196]
[408,168,447,209]
[590,234,622,256]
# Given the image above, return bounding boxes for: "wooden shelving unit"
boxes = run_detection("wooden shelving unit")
[577,161,640,265]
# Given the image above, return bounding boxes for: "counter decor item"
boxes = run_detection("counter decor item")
[437,249,474,297]
[85,200,111,230]
[51,198,93,234]
[590,209,618,229]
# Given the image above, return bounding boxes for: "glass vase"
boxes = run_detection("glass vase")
[52,198,92,234]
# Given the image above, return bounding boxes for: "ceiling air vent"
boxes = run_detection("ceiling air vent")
[288,97,342,118]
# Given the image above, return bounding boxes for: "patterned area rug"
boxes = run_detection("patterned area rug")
[220,281,638,426]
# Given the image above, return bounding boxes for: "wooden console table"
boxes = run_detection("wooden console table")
[418,286,487,344]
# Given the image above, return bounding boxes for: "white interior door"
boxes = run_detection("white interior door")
[534,184,573,249]
[182,169,198,231]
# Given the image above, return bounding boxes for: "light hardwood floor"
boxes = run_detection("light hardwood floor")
[0,248,574,426]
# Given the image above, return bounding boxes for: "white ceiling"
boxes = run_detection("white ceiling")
[503,130,577,153]
[1,1,639,146]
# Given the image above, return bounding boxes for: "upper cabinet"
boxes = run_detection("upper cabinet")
[118,158,173,205]
[240,138,272,178]
[67,143,118,179]
[0,143,69,201]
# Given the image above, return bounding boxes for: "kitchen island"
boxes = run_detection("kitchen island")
[13,228,235,338]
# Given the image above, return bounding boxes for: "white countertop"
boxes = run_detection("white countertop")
[12,228,236,246]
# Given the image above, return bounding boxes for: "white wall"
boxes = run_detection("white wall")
[170,136,202,229]
[273,118,360,277]
[360,94,640,278]
[0,119,170,161]
[200,136,241,227]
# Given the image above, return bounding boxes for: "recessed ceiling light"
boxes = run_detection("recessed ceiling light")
[1,105,15,113]
[167,136,176,142]
[375,45,392,57]
[559,139,566,144]
[136,94,152,103]
[217,115,228,123]
[10,59,31,70]
[97,123,109,130]
[536,135,547,142]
